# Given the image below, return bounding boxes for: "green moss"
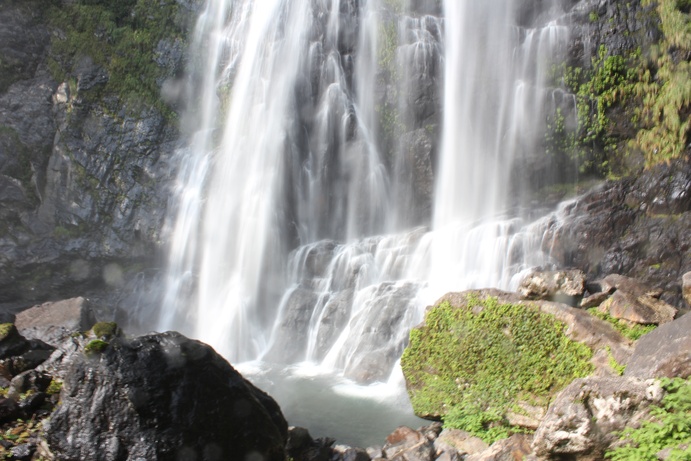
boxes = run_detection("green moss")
[84,339,109,355]
[47,0,185,120]
[91,321,119,339]
[606,377,691,460]
[0,323,15,341]
[45,379,63,395]
[401,295,593,443]
[587,308,657,341]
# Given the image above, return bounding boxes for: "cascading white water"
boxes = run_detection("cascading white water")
[157,0,573,445]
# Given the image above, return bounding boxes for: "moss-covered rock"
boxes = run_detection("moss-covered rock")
[84,339,109,355]
[90,321,120,340]
[401,291,594,442]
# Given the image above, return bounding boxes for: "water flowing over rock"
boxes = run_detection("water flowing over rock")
[44,331,288,461]
[157,0,579,387]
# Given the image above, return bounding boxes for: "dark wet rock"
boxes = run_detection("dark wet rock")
[18,391,47,414]
[599,274,664,298]
[0,0,196,309]
[398,128,436,223]
[8,370,52,398]
[518,269,586,304]
[2,348,54,377]
[547,160,691,310]
[44,331,288,461]
[625,312,691,379]
[287,426,335,461]
[532,377,663,460]
[383,426,435,461]
[341,282,421,384]
[10,443,34,461]
[0,397,19,424]
[313,288,354,360]
[264,286,321,363]
[567,0,660,67]
[0,324,30,360]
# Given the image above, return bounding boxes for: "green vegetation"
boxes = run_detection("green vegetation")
[549,1,691,175]
[549,45,640,175]
[47,0,186,118]
[606,345,627,376]
[606,377,691,460]
[633,0,691,164]
[588,307,657,341]
[46,379,63,396]
[84,339,109,355]
[401,295,593,443]
[91,321,119,340]
[0,323,15,341]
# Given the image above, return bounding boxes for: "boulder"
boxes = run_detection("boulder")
[465,434,533,461]
[44,331,288,461]
[579,290,613,309]
[532,377,664,460]
[382,426,435,461]
[599,274,664,298]
[518,269,587,303]
[625,312,691,379]
[434,429,489,457]
[15,297,95,344]
[598,288,677,325]
[286,426,335,461]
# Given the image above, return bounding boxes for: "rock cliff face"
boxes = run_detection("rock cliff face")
[0,0,198,309]
[0,0,688,316]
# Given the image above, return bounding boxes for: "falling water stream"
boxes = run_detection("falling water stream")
[157,0,573,446]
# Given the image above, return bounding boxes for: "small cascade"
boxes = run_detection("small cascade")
[156,1,579,442]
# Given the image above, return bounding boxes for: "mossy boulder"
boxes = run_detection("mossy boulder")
[401,290,625,442]
[90,321,120,340]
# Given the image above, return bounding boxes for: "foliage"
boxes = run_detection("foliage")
[633,0,691,164]
[606,377,691,461]
[401,295,593,443]
[46,0,185,118]
[549,46,639,175]
[548,0,690,174]
[0,418,43,460]
[587,308,657,341]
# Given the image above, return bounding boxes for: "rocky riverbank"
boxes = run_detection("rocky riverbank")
[0,269,688,461]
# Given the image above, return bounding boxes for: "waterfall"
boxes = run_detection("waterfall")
[156,0,572,441]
